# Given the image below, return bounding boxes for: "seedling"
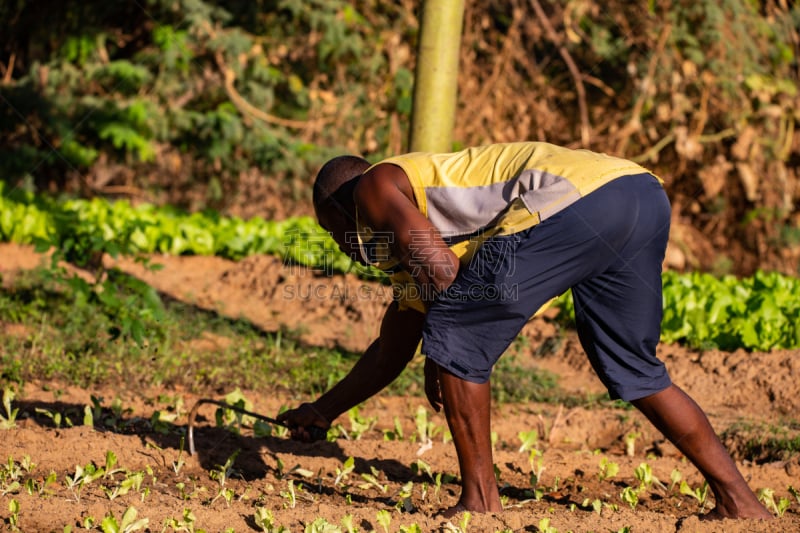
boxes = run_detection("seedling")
[208,451,241,506]
[411,459,433,481]
[518,429,539,453]
[340,514,357,533]
[582,497,601,515]
[253,507,288,533]
[209,451,240,488]
[35,407,73,428]
[150,410,176,434]
[634,462,665,492]
[458,512,472,532]
[620,486,639,510]
[163,508,198,533]
[679,480,709,510]
[789,485,800,505]
[669,468,682,491]
[528,448,546,486]
[173,437,186,475]
[1,456,23,483]
[7,498,20,531]
[64,463,105,502]
[443,510,472,532]
[102,451,124,479]
[0,388,19,430]
[342,406,376,440]
[359,466,388,493]
[100,506,148,533]
[394,480,415,512]
[598,457,619,481]
[757,487,791,517]
[280,479,297,509]
[414,405,442,445]
[104,471,144,501]
[624,432,641,457]
[306,517,341,532]
[24,470,56,497]
[383,416,405,441]
[399,525,423,533]
[433,472,457,501]
[376,509,392,533]
[334,456,355,488]
[536,518,557,533]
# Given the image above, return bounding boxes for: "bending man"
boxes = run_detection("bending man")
[278,142,771,520]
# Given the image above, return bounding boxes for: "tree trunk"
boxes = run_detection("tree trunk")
[408,0,465,153]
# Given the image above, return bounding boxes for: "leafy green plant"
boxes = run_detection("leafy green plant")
[334,456,355,488]
[382,416,405,441]
[341,406,376,440]
[0,388,19,429]
[661,270,800,351]
[679,480,709,510]
[163,508,201,533]
[394,480,415,512]
[6,498,20,531]
[633,462,665,492]
[757,487,791,517]
[620,486,639,510]
[209,451,240,506]
[305,517,343,533]
[375,510,392,533]
[100,506,148,533]
[521,448,545,502]
[280,479,298,509]
[598,457,620,481]
[253,507,288,533]
[536,518,557,533]
[359,466,388,494]
[518,429,539,453]
[64,462,105,502]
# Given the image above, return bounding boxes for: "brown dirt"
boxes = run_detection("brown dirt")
[1,243,799,532]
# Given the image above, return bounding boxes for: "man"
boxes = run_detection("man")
[277,142,771,520]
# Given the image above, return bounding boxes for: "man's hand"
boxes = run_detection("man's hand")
[424,358,443,412]
[276,402,330,442]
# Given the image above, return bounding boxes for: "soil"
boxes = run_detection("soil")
[1,242,799,532]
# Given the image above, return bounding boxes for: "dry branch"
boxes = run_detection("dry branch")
[529,0,590,146]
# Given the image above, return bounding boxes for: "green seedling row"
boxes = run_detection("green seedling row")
[0,182,379,279]
[1,185,799,351]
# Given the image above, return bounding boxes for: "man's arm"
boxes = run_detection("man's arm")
[277,301,425,439]
[355,163,460,300]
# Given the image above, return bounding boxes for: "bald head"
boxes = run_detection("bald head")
[313,155,370,261]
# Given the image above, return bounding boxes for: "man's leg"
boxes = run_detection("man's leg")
[632,384,772,519]
[437,366,503,516]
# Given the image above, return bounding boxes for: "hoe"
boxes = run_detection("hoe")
[187,398,327,455]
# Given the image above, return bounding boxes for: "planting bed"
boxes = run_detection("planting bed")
[1,243,799,532]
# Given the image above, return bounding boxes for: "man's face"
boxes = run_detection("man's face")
[317,199,363,264]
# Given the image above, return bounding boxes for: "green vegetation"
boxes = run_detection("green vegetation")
[661,270,800,351]
[0,180,374,275]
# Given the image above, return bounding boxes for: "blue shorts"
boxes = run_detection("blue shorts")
[421,173,672,401]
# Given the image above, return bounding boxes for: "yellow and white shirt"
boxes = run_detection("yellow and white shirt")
[357,142,658,312]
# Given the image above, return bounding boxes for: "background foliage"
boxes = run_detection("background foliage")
[1,0,799,275]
